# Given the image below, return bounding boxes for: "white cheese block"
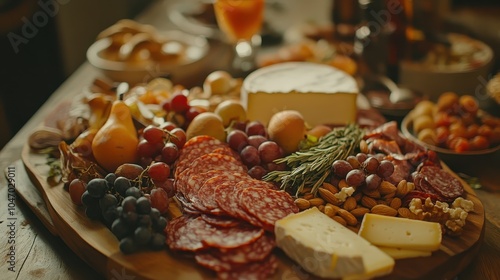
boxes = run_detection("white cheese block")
[241,62,358,127]
[358,214,442,251]
[378,246,432,259]
[275,207,394,279]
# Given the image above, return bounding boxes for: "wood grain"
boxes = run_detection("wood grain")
[21,140,485,280]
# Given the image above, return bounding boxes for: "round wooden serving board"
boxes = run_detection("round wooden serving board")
[21,140,485,280]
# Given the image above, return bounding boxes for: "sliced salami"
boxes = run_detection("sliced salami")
[194,251,233,272]
[166,215,210,251]
[202,224,265,249]
[197,172,251,212]
[185,170,227,203]
[419,166,464,201]
[201,214,242,228]
[240,187,299,232]
[217,233,275,264]
[176,153,247,197]
[217,254,279,280]
[175,136,229,177]
[215,179,265,228]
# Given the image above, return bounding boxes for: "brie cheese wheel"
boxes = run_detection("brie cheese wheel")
[275,207,394,279]
[241,62,358,126]
[358,213,442,251]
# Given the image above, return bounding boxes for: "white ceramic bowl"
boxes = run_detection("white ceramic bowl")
[87,30,210,86]
[400,33,494,101]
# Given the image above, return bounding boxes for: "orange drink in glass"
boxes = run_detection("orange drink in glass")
[214,0,265,75]
[214,0,264,42]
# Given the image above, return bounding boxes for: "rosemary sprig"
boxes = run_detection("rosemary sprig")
[263,124,364,197]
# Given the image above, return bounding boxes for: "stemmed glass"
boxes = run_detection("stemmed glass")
[213,0,265,76]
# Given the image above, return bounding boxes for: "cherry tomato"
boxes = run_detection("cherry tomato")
[469,135,489,151]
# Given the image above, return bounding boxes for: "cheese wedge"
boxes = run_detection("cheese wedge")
[378,246,432,259]
[275,208,394,279]
[358,213,442,251]
[241,62,358,127]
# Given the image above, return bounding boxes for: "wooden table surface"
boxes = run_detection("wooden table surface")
[1,1,499,279]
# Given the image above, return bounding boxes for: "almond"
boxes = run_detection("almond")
[326,203,341,215]
[350,207,370,218]
[371,204,398,216]
[302,193,314,200]
[324,204,335,217]
[379,180,397,195]
[321,182,339,194]
[390,197,402,210]
[294,198,310,210]
[396,180,414,197]
[343,196,357,211]
[332,216,347,226]
[397,207,411,218]
[361,195,378,209]
[359,139,369,154]
[353,191,363,202]
[308,197,325,207]
[362,188,381,198]
[318,204,325,212]
[300,187,312,194]
[337,209,358,226]
[338,179,349,189]
[318,188,341,205]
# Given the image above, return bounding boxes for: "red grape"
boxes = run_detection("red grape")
[356,153,368,164]
[170,128,186,148]
[248,135,267,148]
[365,174,381,190]
[332,160,353,178]
[170,92,189,113]
[69,179,86,205]
[258,141,282,163]
[245,121,266,136]
[161,99,171,112]
[137,139,157,158]
[158,178,176,198]
[150,188,169,214]
[248,165,267,180]
[377,160,395,178]
[240,145,261,167]
[160,121,177,132]
[143,125,165,144]
[161,142,179,164]
[227,130,249,152]
[345,169,365,187]
[362,157,380,174]
[148,162,170,184]
[185,106,204,122]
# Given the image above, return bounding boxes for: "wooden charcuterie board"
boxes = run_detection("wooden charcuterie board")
[19,136,485,280]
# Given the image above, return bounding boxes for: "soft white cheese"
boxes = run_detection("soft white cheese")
[241,62,358,126]
[275,207,394,279]
[358,213,442,251]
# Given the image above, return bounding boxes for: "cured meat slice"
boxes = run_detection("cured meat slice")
[175,193,202,215]
[217,254,279,280]
[197,172,251,211]
[402,190,441,207]
[217,233,275,264]
[419,166,464,201]
[202,224,264,249]
[200,214,242,228]
[175,136,228,177]
[176,153,247,197]
[240,187,299,232]
[166,216,210,251]
[185,170,226,203]
[215,179,269,228]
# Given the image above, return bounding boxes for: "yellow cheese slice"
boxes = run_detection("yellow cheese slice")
[358,213,442,251]
[378,246,432,259]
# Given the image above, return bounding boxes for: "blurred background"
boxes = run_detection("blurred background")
[0,0,499,149]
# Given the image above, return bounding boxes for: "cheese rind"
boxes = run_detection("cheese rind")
[358,213,442,251]
[378,246,432,259]
[241,62,358,126]
[275,208,394,279]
